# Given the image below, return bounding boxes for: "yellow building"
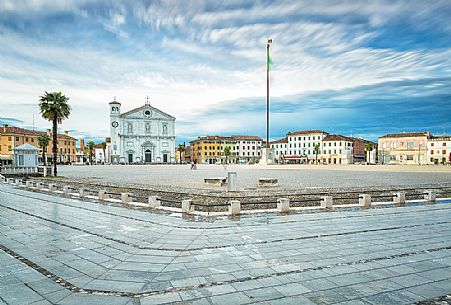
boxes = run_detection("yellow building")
[190,136,231,164]
[0,124,77,165]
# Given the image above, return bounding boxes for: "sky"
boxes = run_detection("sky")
[0,0,450,144]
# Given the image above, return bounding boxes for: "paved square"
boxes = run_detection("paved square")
[1,183,450,304]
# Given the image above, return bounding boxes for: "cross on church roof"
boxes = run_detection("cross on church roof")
[145,96,150,105]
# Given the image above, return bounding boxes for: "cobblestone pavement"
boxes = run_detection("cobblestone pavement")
[1,183,451,305]
[57,164,451,191]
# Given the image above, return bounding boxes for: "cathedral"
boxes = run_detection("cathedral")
[109,97,176,164]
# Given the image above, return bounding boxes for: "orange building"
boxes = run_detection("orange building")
[0,124,77,165]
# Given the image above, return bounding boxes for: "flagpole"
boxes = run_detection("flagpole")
[266,39,272,149]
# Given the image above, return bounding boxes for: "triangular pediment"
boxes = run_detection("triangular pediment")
[120,104,175,120]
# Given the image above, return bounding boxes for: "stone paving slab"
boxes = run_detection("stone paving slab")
[0,183,451,304]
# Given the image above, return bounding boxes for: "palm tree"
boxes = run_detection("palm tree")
[39,91,71,176]
[313,143,321,165]
[365,143,373,164]
[223,146,231,164]
[101,142,107,164]
[87,141,95,165]
[37,133,50,165]
[176,144,185,164]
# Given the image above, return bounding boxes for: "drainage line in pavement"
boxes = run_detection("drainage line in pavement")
[1,201,450,253]
[2,187,451,232]
[1,242,450,299]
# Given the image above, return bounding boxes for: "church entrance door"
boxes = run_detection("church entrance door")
[163,153,168,163]
[128,153,133,164]
[145,150,152,163]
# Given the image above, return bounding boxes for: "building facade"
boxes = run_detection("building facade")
[427,136,451,164]
[321,135,354,164]
[233,136,263,164]
[0,124,77,165]
[270,138,288,163]
[285,130,329,164]
[189,135,263,164]
[109,98,176,164]
[378,132,430,165]
[348,137,377,164]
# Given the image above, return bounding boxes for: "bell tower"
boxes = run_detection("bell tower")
[109,97,121,163]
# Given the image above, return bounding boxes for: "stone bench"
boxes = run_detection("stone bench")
[258,178,278,187]
[204,177,227,187]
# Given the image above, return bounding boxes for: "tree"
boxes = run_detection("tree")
[38,133,50,166]
[87,141,95,165]
[176,144,185,164]
[365,143,373,164]
[39,91,71,176]
[101,142,107,163]
[223,146,231,164]
[313,143,321,165]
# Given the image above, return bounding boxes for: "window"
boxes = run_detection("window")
[162,124,168,135]
[145,123,151,133]
[443,150,447,154]
[25,137,28,142]
[127,123,133,133]
[407,155,413,160]
[431,150,434,154]
[407,142,414,149]
[443,143,447,147]
[16,137,19,141]
[431,143,434,147]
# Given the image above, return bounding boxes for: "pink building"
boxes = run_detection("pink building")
[378,132,430,165]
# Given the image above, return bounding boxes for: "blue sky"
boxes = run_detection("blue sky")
[0,0,450,144]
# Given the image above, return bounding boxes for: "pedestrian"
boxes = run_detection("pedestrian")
[190,161,195,170]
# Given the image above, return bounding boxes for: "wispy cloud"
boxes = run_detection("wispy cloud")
[0,0,450,143]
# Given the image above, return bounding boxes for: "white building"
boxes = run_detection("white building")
[109,98,176,164]
[286,130,329,164]
[232,136,262,163]
[321,135,354,164]
[427,136,451,164]
[270,138,288,163]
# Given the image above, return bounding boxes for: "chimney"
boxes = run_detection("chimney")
[80,139,85,151]
[64,130,69,135]
[3,124,7,133]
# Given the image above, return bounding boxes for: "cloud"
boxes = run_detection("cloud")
[0,1,450,145]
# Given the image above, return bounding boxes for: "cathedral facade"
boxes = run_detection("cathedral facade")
[109,98,176,164]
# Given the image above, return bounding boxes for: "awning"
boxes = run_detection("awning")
[284,155,308,160]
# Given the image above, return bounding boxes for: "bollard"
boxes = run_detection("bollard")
[48,184,56,192]
[277,198,290,213]
[63,185,71,194]
[121,193,132,205]
[182,199,194,214]
[79,188,85,198]
[394,192,405,205]
[424,191,436,203]
[98,190,109,200]
[359,194,371,208]
[321,196,333,209]
[15,179,22,186]
[148,196,160,208]
[26,181,33,188]
[227,172,237,192]
[36,182,43,190]
[229,200,241,215]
